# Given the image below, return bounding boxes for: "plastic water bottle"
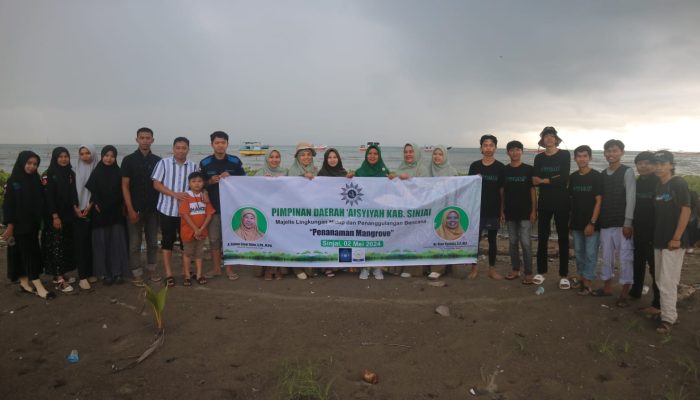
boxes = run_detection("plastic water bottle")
[535,286,545,296]
[67,349,79,363]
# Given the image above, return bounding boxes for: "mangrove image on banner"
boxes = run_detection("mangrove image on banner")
[220,176,482,268]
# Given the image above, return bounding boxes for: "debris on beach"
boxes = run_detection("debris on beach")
[362,369,378,384]
[435,305,450,317]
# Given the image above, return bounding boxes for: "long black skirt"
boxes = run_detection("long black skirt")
[7,232,43,281]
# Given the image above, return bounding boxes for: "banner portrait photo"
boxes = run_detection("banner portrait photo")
[220,176,482,268]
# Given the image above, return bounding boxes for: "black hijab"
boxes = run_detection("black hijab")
[4,151,43,232]
[317,148,347,177]
[86,146,123,220]
[44,147,75,216]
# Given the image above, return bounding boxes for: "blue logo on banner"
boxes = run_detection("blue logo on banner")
[339,248,352,262]
[340,182,364,206]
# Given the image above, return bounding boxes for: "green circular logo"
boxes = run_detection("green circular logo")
[231,207,267,241]
[434,207,469,240]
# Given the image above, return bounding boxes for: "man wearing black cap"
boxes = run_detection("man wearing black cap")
[533,127,571,289]
[652,150,691,334]
[630,151,660,314]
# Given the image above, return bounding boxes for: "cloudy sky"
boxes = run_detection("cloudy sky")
[1,0,699,150]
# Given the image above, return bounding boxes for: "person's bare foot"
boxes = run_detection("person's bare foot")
[468,265,478,280]
[488,267,502,280]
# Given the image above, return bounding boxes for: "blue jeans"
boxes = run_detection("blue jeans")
[507,220,532,275]
[572,230,600,281]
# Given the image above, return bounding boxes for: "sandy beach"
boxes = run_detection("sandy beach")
[1,236,699,400]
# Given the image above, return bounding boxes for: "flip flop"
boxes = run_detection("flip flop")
[521,276,534,285]
[505,271,520,280]
[591,288,612,297]
[570,277,581,289]
[227,273,240,281]
[559,278,571,290]
[532,274,545,285]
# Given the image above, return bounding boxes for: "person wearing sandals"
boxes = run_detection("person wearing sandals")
[199,131,246,281]
[254,148,289,280]
[568,145,602,295]
[426,145,460,280]
[287,143,319,279]
[502,141,537,285]
[152,137,198,287]
[73,145,99,292]
[394,143,426,278]
[179,172,215,286]
[630,151,661,315]
[316,148,348,278]
[652,151,692,334]
[2,151,55,300]
[468,135,505,280]
[593,140,636,305]
[533,127,571,289]
[122,127,162,287]
[41,147,78,294]
[348,144,393,280]
[86,146,130,285]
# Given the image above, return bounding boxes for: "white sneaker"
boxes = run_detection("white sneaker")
[296,272,308,280]
[400,272,411,278]
[373,269,384,280]
[359,268,370,280]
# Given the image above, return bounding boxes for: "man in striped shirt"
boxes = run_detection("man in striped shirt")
[151,137,198,286]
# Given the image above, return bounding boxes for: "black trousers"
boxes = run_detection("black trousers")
[73,218,93,280]
[537,208,569,277]
[631,238,660,308]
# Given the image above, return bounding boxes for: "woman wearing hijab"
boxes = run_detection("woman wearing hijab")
[317,148,347,177]
[427,145,462,279]
[287,143,317,180]
[235,209,263,241]
[350,144,392,280]
[316,148,347,278]
[395,143,424,179]
[254,148,288,280]
[287,143,318,279]
[2,151,55,299]
[255,148,288,177]
[86,146,129,285]
[436,209,465,240]
[73,145,99,291]
[393,143,425,277]
[41,147,77,294]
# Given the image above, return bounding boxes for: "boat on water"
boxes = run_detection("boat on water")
[359,142,380,152]
[313,144,328,152]
[239,141,268,156]
[423,145,453,152]
[524,148,544,153]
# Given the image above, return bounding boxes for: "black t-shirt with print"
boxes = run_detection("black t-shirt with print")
[503,163,533,221]
[534,149,571,211]
[568,169,603,231]
[469,160,505,219]
[654,176,691,249]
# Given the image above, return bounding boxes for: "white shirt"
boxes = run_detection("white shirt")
[151,156,198,217]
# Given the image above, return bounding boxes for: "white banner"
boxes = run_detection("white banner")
[220,176,481,268]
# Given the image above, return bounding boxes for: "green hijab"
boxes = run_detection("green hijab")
[287,148,317,177]
[395,143,424,177]
[427,145,458,177]
[355,144,390,177]
[255,148,288,176]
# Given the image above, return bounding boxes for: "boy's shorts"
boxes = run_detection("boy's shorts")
[183,239,205,259]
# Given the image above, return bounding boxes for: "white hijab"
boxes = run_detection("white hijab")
[74,144,99,209]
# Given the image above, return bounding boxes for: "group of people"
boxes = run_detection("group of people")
[2,126,697,334]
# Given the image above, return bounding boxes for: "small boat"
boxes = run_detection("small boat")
[239,142,267,156]
[424,145,453,152]
[313,144,328,152]
[359,142,380,152]
[525,148,544,153]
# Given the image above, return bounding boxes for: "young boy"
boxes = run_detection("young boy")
[468,134,505,280]
[594,139,636,306]
[179,172,215,286]
[652,150,692,334]
[568,145,602,295]
[630,151,661,314]
[503,140,537,284]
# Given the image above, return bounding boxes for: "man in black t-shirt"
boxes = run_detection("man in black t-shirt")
[502,140,536,284]
[568,145,602,295]
[533,126,571,288]
[199,131,246,280]
[652,151,691,334]
[468,134,505,280]
[121,127,162,286]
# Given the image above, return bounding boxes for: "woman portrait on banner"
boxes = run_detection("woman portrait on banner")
[234,208,263,241]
